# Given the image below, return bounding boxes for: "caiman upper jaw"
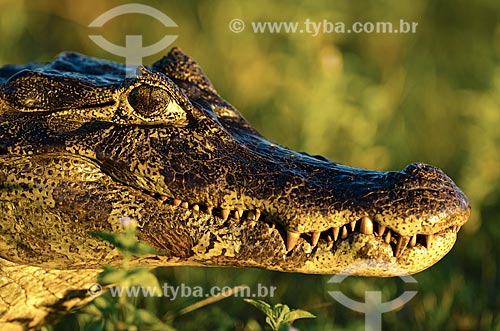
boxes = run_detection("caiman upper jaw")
[140,139,469,273]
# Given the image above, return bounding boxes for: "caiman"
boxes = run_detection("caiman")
[0,48,470,329]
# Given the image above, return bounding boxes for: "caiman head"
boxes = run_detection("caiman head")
[0,48,470,276]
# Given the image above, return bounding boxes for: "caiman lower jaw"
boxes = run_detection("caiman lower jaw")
[285,219,461,259]
[149,192,460,260]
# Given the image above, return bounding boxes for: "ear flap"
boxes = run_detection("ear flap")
[152,47,219,97]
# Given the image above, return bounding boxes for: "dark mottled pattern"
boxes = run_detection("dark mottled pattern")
[0,48,471,328]
[0,48,470,278]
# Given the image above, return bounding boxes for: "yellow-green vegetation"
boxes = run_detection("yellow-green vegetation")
[1,0,499,330]
[46,220,316,331]
[244,299,315,331]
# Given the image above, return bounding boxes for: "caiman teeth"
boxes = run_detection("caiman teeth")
[286,231,300,251]
[377,225,386,237]
[384,230,392,244]
[221,209,230,221]
[161,195,265,224]
[341,226,348,239]
[160,195,445,258]
[324,220,436,257]
[332,227,340,241]
[311,231,320,247]
[394,236,410,257]
[359,217,373,235]
[426,234,434,248]
[409,235,417,247]
[254,209,261,221]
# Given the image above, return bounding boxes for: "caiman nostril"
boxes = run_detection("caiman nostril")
[402,162,471,211]
[403,162,449,180]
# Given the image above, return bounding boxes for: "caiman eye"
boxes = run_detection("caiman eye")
[127,85,170,117]
[125,83,189,126]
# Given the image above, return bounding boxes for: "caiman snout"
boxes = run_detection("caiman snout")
[400,162,471,232]
[246,155,471,268]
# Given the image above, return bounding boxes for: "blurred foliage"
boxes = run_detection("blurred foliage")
[1,0,499,330]
[243,299,316,330]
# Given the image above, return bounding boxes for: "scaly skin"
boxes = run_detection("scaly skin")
[0,48,470,328]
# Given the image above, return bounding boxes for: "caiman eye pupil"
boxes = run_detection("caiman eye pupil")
[127,85,171,117]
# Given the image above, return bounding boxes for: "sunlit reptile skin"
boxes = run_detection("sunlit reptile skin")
[0,48,470,276]
[0,47,472,278]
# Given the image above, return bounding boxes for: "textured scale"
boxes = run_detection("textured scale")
[0,48,471,273]
[0,48,470,328]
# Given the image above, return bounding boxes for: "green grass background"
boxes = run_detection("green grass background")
[0,0,499,330]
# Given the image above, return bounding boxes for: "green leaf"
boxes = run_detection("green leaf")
[277,324,289,331]
[91,296,111,310]
[79,302,103,318]
[244,299,315,330]
[104,319,117,331]
[244,299,273,316]
[244,299,280,329]
[118,301,139,324]
[127,240,162,255]
[126,269,162,296]
[81,319,105,331]
[272,304,290,327]
[283,309,316,323]
[91,231,162,256]
[98,266,129,285]
[134,308,162,325]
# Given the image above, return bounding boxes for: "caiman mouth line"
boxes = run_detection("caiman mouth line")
[147,191,460,258]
